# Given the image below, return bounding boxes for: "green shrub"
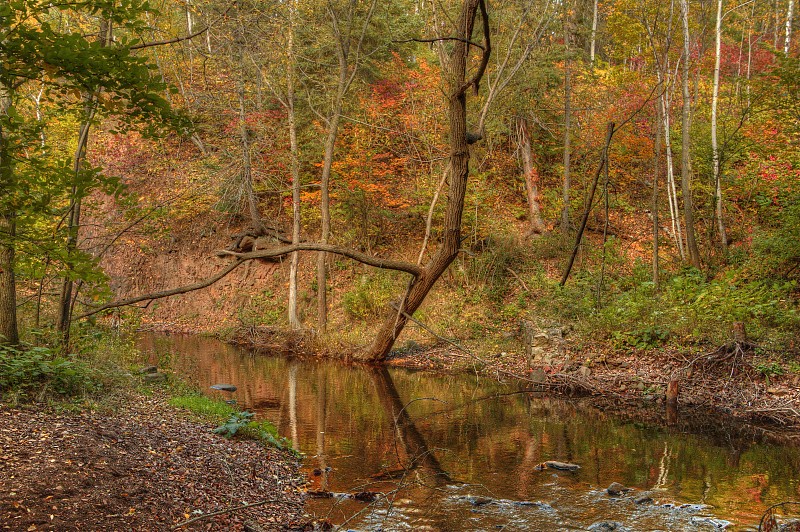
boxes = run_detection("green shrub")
[342,272,397,319]
[0,344,96,397]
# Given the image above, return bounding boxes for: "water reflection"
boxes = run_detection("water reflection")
[138,333,800,531]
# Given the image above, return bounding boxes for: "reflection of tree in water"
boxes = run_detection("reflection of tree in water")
[344,366,455,531]
[369,366,450,486]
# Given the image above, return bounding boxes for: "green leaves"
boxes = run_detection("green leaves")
[0,344,96,396]
[213,411,255,438]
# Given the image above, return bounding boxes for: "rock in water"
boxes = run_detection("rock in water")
[210,384,237,392]
[607,482,630,496]
[544,461,580,471]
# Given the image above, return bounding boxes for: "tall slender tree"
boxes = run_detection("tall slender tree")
[680,0,702,268]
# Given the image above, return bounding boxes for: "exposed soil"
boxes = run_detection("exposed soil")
[0,392,305,531]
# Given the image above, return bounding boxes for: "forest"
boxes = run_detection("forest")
[1,0,800,529]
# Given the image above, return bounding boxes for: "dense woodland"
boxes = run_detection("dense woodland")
[1,0,799,362]
[2,1,800,528]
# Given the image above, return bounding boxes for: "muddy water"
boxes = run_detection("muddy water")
[138,334,800,531]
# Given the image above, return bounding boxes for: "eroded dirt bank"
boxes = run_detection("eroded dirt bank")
[0,392,304,531]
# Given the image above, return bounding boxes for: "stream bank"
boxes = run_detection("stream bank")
[141,332,800,531]
[227,323,800,437]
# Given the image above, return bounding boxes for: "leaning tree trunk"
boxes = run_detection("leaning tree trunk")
[517,116,546,235]
[0,83,18,345]
[362,0,490,362]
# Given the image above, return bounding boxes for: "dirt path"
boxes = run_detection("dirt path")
[0,394,304,531]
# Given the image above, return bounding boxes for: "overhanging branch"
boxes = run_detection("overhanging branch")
[75,243,421,320]
[77,259,244,319]
[216,243,422,277]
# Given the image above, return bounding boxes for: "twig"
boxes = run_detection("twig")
[131,4,235,50]
[505,267,529,292]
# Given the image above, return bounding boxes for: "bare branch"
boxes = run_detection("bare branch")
[171,499,298,530]
[216,243,422,277]
[77,259,244,319]
[460,0,491,95]
[130,4,234,50]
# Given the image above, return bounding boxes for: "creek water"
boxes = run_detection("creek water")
[138,333,800,531]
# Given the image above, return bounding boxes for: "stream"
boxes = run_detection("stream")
[138,333,800,531]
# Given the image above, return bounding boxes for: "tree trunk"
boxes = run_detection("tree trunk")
[787,0,795,53]
[362,0,489,362]
[0,216,17,345]
[517,116,546,235]
[287,0,302,331]
[57,20,110,343]
[0,83,18,345]
[680,0,702,268]
[653,93,663,290]
[662,89,684,259]
[237,33,262,231]
[561,10,572,235]
[316,0,377,333]
[590,0,599,67]
[316,107,341,334]
[712,0,728,254]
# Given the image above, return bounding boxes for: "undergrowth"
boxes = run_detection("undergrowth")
[0,344,98,400]
[169,393,295,453]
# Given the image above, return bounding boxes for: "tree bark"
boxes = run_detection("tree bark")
[57,19,109,343]
[561,8,572,235]
[517,116,546,235]
[680,0,702,268]
[0,82,18,345]
[287,0,302,331]
[362,0,490,362]
[786,0,795,53]
[712,0,728,254]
